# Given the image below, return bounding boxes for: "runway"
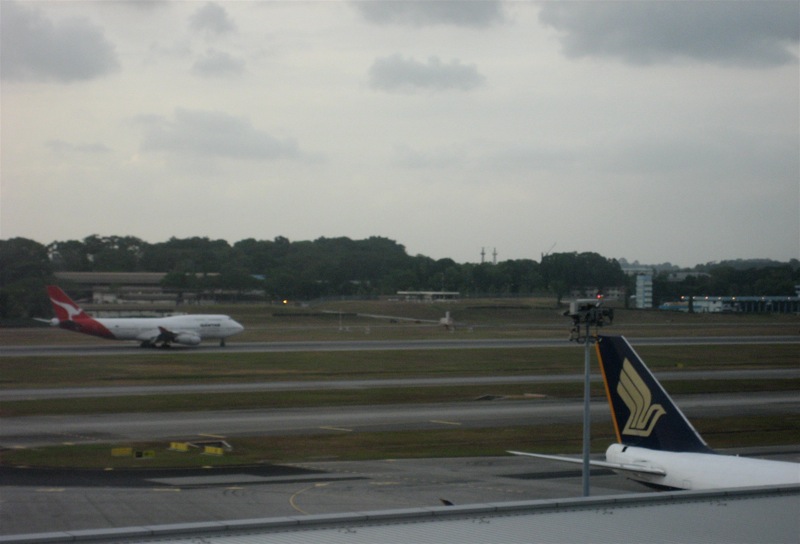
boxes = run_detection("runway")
[2,335,798,357]
[2,368,799,401]
[3,392,798,449]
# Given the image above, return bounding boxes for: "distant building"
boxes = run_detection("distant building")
[663,271,710,282]
[52,272,179,316]
[396,291,460,302]
[635,275,653,309]
[660,295,800,314]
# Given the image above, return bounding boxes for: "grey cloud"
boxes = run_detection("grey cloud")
[601,132,799,183]
[139,109,300,161]
[479,146,579,173]
[539,1,799,67]
[46,140,112,154]
[354,0,504,27]
[392,145,461,169]
[189,2,237,36]
[0,1,119,82]
[369,55,485,92]
[191,50,245,77]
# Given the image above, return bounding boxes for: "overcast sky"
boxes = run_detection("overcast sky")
[2,1,798,267]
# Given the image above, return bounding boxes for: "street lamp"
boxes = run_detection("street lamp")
[564,297,613,496]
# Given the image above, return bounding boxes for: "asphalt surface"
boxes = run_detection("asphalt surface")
[3,449,799,537]
[2,335,798,357]
[3,368,799,401]
[2,392,798,449]
[0,457,640,535]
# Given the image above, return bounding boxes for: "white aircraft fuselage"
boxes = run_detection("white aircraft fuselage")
[68,314,245,346]
[604,444,800,490]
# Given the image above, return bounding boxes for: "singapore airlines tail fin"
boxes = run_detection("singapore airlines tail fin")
[595,335,713,454]
[47,285,92,323]
[511,335,799,490]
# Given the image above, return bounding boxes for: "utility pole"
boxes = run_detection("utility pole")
[565,297,613,497]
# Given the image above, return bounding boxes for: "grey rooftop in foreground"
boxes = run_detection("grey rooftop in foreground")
[2,485,798,544]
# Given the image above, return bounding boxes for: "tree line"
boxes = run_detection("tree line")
[1,235,797,318]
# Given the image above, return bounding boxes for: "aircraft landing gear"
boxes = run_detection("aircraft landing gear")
[220,339,226,347]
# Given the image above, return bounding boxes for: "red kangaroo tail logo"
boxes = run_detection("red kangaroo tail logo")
[46,286,115,339]
[47,286,90,321]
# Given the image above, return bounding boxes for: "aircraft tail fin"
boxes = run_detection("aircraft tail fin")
[595,335,712,453]
[47,285,91,322]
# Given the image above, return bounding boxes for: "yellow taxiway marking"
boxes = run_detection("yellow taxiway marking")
[289,482,330,515]
[430,419,462,426]
[36,488,65,493]
[319,426,353,432]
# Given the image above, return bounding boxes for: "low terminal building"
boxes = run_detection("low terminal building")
[396,290,460,302]
[53,272,178,316]
[660,295,800,314]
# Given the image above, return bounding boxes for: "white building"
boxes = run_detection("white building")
[636,274,653,309]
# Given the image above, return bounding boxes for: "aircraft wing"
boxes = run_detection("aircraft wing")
[136,328,163,343]
[506,450,667,476]
[158,326,201,345]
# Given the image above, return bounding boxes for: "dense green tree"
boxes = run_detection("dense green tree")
[141,237,232,273]
[84,235,145,271]
[5,233,795,318]
[47,240,92,271]
[0,238,53,318]
[540,252,625,304]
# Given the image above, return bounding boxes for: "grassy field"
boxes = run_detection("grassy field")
[4,416,798,469]
[5,297,800,344]
[2,300,798,468]
[2,344,798,390]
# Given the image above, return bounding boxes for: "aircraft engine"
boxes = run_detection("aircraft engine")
[174,333,202,346]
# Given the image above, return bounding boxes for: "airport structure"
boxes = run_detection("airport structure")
[51,272,248,314]
[659,295,800,314]
[635,274,653,309]
[396,290,460,302]
[53,272,178,316]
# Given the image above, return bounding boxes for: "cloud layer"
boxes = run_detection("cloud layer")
[539,1,799,67]
[354,1,505,27]
[369,55,485,92]
[1,1,119,82]
[139,109,301,161]
[1,1,797,266]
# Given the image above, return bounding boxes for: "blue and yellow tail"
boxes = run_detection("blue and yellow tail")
[595,335,713,453]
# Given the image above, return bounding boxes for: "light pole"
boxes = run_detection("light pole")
[566,298,613,497]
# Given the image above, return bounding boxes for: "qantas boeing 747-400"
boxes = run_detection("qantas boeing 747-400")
[45,285,244,348]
